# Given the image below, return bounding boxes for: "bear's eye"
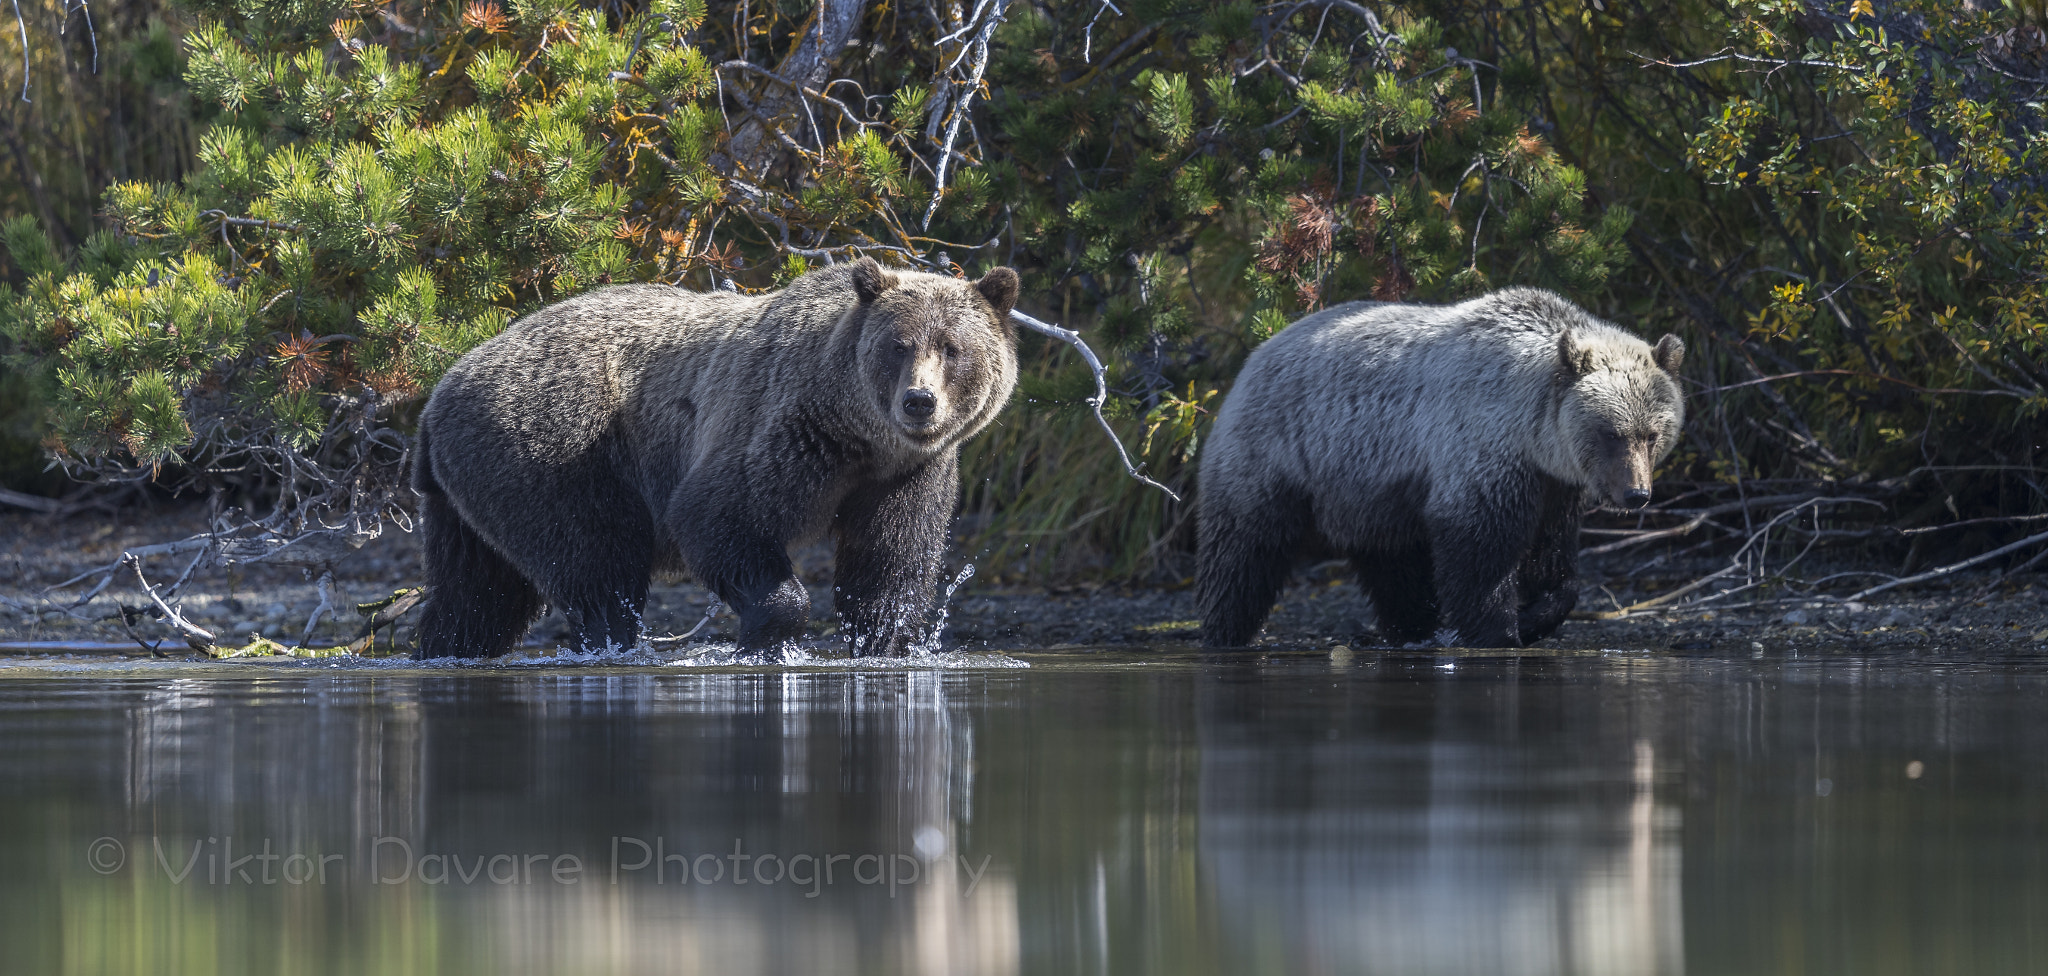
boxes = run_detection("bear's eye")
[894,339,913,354]
[944,344,959,359]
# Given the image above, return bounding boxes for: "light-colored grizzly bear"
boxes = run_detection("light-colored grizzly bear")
[412,258,1020,657]
[1198,288,1685,648]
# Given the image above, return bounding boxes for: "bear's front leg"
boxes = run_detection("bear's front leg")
[1426,479,1542,648]
[1515,478,1584,644]
[833,455,957,656]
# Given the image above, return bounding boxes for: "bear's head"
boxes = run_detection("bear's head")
[850,258,1021,450]
[1556,327,1686,509]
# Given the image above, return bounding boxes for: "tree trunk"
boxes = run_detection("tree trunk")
[722,0,868,182]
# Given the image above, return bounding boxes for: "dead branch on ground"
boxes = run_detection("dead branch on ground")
[1574,479,2048,619]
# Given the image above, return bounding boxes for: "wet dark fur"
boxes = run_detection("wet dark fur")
[1197,469,1583,649]
[412,260,1019,658]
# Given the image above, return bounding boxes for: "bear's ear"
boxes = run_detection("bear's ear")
[1653,333,1685,375]
[850,257,896,305]
[975,267,1020,319]
[1557,328,1596,378]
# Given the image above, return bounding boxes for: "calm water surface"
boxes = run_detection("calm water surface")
[1,646,2045,975]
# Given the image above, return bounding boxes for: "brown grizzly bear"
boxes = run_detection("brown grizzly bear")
[412,258,1020,657]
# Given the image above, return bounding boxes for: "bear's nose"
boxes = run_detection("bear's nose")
[901,389,937,420]
[1621,488,1651,509]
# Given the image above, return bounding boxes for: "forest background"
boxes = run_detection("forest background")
[0,0,2044,592]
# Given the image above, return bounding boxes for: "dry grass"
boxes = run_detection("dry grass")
[958,406,1197,584]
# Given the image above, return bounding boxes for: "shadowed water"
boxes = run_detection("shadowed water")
[1,645,2045,975]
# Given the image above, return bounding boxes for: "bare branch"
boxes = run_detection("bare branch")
[295,570,336,647]
[10,0,27,102]
[1009,309,1182,502]
[127,555,215,649]
[644,598,724,646]
[921,0,1010,229]
[1633,48,1864,72]
[0,486,65,514]
[1698,368,2031,399]
[1578,492,1822,556]
[1577,496,1883,619]
[1082,0,1121,62]
[1847,529,2048,603]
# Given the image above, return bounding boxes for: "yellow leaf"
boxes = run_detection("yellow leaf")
[1850,0,1874,20]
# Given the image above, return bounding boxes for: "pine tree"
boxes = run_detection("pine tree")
[0,0,1628,573]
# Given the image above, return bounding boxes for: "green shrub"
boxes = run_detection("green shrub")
[2,0,2041,580]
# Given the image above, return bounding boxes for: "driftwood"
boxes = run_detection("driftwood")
[0,486,64,514]
[1573,480,2048,619]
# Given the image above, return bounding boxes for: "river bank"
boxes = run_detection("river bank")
[4,506,2045,656]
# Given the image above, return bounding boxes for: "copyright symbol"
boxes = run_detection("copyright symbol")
[86,837,125,875]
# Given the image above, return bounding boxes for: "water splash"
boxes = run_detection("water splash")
[911,563,977,656]
[41,637,1029,672]
[660,638,1025,671]
[17,573,1020,673]
[838,562,977,658]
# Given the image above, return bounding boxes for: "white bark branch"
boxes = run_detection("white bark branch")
[1009,309,1182,502]
[1847,528,2048,603]
[296,571,336,647]
[127,555,215,649]
[921,0,1010,229]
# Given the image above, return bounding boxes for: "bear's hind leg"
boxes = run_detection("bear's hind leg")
[555,572,652,654]
[1353,545,1439,645]
[415,491,545,658]
[1197,484,1311,647]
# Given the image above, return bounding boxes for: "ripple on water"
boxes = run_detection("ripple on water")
[0,638,1029,675]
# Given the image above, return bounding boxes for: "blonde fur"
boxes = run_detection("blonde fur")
[1198,288,1684,648]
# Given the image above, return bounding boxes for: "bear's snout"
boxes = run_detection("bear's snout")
[1621,487,1652,509]
[901,388,937,421]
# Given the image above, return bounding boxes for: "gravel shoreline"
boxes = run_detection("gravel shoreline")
[5,505,2046,657]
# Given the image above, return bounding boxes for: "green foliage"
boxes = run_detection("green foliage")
[1,0,2043,579]
[5,1,703,472]
[1671,1,2048,470]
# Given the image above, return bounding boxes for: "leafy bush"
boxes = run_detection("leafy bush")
[0,0,196,498]
[1669,0,2048,485]
[0,0,1619,558]
[0,0,2043,583]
